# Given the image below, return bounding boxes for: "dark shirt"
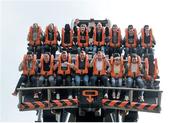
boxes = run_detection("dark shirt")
[64,31,70,44]
[79,59,85,69]
[48,31,60,41]
[48,31,54,41]
[43,61,50,71]
[96,31,102,41]
[112,32,118,43]
[144,35,150,44]
[105,27,109,37]
[80,32,86,43]
[73,26,78,36]
[88,27,94,38]
[128,35,134,44]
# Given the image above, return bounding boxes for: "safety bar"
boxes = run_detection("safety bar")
[17,86,162,92]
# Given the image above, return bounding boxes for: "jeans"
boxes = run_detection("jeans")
[126,76,145,97]
[111,77,122,93]
[56,75,72,95]
[90,75,109,93]
[74,75,89,86]
[142,48,154,56]
[43,45,58,57]
[124,48,137,58]
[92,46,105,56]
[77,47,89,54]
[109,47,122,57]
[72,75,88,96]
[15,74,36,92]
[37,75,55,87]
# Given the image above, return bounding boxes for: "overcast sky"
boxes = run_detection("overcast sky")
[1,0,180,122]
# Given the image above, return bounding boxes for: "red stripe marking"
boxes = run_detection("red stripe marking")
[44,101,49,105]
[119,101,128,108]
[24,102,35,110]
[131,102,138,108]
[137,103,148,110]
[73,99,78,104]
[148,104,158,110]
[53,100,63,107]
[35,101,45,109]
[19,104,25,110]
[109,100,118,107]
[102,99,108,105]
[63,99,72,106]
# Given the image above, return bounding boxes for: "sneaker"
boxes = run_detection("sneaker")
[116,92,121,99]
[68,95,73,99]
[112,91,116,99]
[52,90,56,94]
[56,93,60,100]
[12,91,18,96]
[104,93,108,99]
[21,83,25,87]
[95,108,101,116]
[51,109,56,114]
[139,96,144,102]
[34,93,39,99]
[124,96,129,101]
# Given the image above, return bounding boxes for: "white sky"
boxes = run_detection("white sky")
[1,0,180,122]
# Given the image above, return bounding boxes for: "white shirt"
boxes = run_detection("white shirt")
[61,62,67,67]
[131,63,138,73]
[96,60,103,71]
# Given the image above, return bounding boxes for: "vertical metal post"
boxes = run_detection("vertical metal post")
[110,113,115,122]
[115,110,120,122]
[64,112,71,122]
[158,92,162,106]
[37,109,42,122]
[129,90,133,102]
[47,89,51,108]
[56,112,61,122]
[18,90,22,104]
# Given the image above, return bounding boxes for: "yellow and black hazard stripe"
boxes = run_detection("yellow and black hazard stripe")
[50,99,78,108]
[19,101,49,110]
[102,99,158,111]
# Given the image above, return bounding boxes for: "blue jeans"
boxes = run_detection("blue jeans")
[111,78,122,87]
[126,76,144,96]
[74,75,89,86]
[111,78,122,93]
[90,75,109,86]
[37,75,55,87]
[93,46,105,56]
[77,47,89,54]
[90,75,109,93]
[124,47,137,58]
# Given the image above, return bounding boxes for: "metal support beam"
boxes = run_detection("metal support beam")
[36,109,42,122]
[158,92,162,109]
[18,91,22,104]
[17,86,163,92]
[129,90,133,102]
[47,89,51,102]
